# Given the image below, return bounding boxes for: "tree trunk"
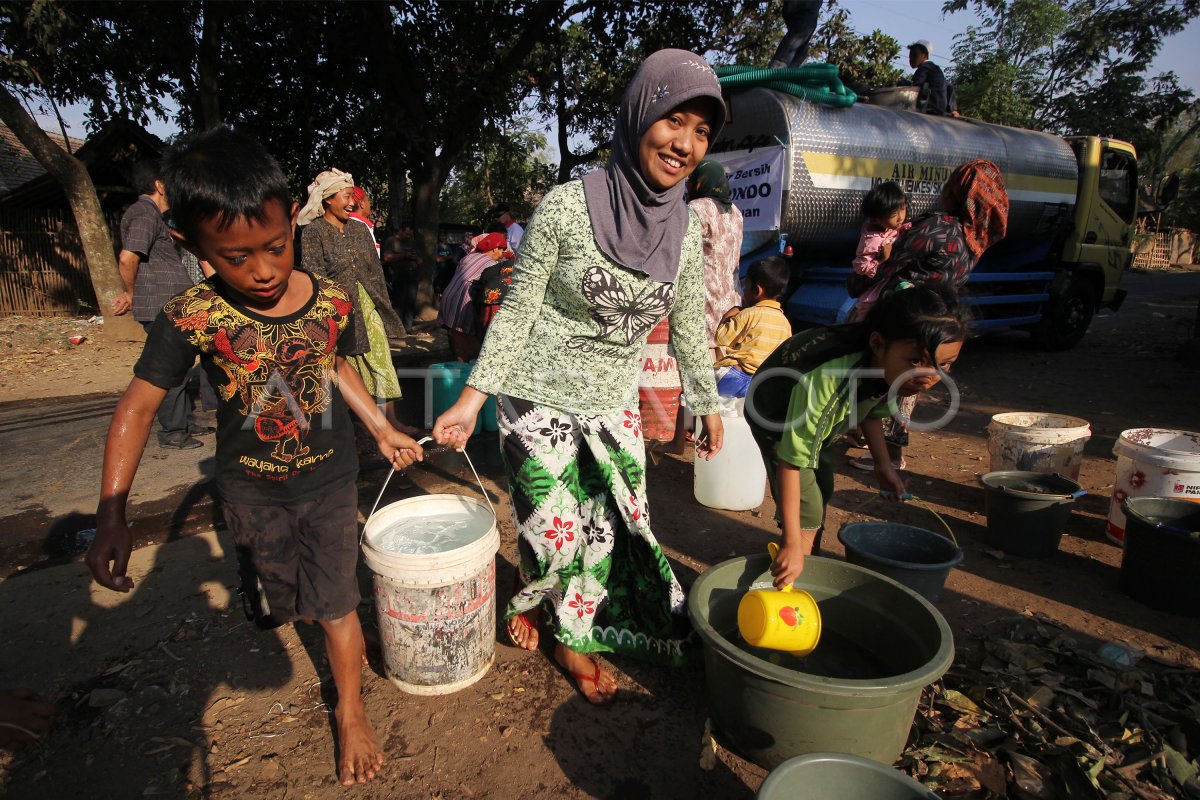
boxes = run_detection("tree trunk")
[386,149,408,232]
[197,1,223,129]
[0,85,142,341]
[409,154,446,321]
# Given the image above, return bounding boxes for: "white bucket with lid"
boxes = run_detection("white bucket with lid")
[1106,428,1200,545]
[987,412,1091,481]
[361,445,500,695]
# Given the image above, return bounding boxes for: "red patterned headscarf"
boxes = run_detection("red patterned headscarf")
[940,159,1009,258]
[471,232,508,254]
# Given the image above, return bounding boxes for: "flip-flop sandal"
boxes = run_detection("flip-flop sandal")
[849,455,907,471]
[505,612,538,650]
[569,658,615,706]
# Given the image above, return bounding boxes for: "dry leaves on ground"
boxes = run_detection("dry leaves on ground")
[902,615,1200,799]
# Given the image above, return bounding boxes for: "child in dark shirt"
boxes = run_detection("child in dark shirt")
[85,126,423,787]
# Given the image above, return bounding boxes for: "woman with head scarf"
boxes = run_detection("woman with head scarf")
[437,231,510,361]
[870,159,1009,293]
[299,168,405,412]
[660,159,745,454]
[688,159,744,349]
[432,49,727,705]
[849,158,1008,472]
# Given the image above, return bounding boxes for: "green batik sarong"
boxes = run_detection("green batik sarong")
[349,282,401,401]
[498,394,692,666]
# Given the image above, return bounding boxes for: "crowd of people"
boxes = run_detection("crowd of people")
[55,41,1013,788]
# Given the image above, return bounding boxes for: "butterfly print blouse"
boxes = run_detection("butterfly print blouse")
[466,180,719,416]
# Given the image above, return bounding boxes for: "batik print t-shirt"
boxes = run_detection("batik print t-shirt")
[135,271,360,504]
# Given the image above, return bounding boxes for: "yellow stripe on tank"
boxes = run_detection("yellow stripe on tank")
[798,152,1076,204]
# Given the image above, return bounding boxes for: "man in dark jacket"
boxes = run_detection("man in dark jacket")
[903,39,950,116]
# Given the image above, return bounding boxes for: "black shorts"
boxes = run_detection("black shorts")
[222,480,360,625]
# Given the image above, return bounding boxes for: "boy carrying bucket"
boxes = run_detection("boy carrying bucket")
[85,126,424,786]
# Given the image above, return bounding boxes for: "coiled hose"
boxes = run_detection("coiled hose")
[715,63,857,108]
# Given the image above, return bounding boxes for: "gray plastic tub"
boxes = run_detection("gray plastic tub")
[688,555,954,770]
[758,752,938,799]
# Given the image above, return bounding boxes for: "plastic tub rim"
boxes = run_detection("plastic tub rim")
[837,521,964,573]
[979,470,1083,501]
[361,494,500,585]
[1112,428,1200,469]
[758,752,938,799]
[988,412,1092,444]
[1123,497,1200,542]
[687,555,955,698]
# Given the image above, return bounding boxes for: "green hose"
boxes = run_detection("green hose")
[715,63,857,108]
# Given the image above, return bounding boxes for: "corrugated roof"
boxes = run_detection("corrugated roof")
[0,123,88,194]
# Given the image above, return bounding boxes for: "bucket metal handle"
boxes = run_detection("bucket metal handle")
[365,436,497,530]
[997,485,1084,503]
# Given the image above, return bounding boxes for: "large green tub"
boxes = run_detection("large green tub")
[687,555,954,770]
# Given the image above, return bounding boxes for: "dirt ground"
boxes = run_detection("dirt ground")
[1,266,1198,799]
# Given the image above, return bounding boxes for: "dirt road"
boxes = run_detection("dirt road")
[1,267,1197,799]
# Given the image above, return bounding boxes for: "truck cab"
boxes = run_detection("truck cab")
[1041,137,1137,348]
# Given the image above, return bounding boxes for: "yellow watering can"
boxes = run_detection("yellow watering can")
[737,542,822,657]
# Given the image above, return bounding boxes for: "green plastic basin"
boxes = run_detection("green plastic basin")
[687,555,954,770]
[758,752,938,799]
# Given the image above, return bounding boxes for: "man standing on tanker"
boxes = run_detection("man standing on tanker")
[901,39,950,116]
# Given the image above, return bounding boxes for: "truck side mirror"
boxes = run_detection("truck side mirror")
[1158,174,1180,208]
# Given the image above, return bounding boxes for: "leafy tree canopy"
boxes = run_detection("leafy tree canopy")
[945,0,1199,152]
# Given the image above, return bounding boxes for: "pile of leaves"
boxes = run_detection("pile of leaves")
[900,615,1200,799]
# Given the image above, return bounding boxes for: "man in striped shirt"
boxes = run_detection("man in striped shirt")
[713,256,793,397]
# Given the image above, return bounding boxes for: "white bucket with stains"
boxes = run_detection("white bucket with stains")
[1106,428,1200,545]
[987,412,1091,481]
[361,493,499,695]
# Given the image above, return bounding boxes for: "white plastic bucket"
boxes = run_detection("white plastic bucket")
[1106,428,1200,545]
[987,412,1092,481]
[361,493,500,695]
[694,397,767,511]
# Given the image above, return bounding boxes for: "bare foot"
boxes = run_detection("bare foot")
[335,700,384,785]
[554,644,617,705]
[506,610,540,651]
[361,627,382,667]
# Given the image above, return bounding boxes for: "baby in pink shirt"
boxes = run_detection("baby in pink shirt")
[851,181,911,320]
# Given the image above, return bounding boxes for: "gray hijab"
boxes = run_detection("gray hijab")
[582,49,726,283]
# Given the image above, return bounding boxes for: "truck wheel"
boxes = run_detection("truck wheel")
[1035,280,1096,351]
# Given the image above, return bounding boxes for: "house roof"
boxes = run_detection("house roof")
[0,122,87,194]
[0,119,163,208]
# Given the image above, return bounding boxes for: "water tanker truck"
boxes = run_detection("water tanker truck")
[707,87,1138,349]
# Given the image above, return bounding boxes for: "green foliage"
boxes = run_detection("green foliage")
[1164,169,1200,233]
[948,0,1067,127]
[1154,107,1200,232]
[526,1,782,183]
[944,0,1199,147]
[810,3,904,88]
[0,0,180,127]
[439,118,556,225]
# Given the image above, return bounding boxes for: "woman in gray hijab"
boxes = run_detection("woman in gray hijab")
[433,49,726,705]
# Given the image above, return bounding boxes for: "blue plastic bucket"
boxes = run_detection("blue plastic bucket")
[837,522,963,602]
[429,362,497,434]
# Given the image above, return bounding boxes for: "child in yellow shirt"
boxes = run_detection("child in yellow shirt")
[713,256,792,397]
